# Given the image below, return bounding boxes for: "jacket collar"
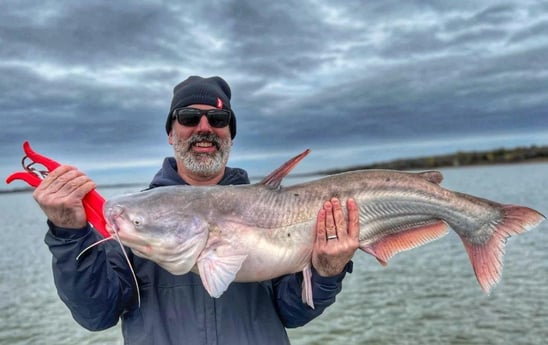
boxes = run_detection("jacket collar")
[148,157,249,188]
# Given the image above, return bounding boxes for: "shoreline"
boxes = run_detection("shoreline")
[306,145,548,176]
[2,145,547,194]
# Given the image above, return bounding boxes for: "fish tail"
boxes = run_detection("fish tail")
[460,205,545,293]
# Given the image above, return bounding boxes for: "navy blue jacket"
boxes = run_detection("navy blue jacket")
[44,157,351,345]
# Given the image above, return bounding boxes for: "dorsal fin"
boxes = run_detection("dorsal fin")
[259,149,311,189]
[417,171,443,184]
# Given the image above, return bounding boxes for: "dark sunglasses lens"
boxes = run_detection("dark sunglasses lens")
[175,108,230,128]
[207,110,230,128]
[176,108,201,126]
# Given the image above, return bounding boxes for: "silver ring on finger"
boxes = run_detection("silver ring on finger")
[327,235,338,240]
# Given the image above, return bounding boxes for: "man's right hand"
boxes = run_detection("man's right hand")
[33,165,97,229]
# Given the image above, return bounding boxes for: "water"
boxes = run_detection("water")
[1,164,546,345]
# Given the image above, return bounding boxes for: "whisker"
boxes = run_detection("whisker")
[75,228,142,308]
[76,237,115,261]
[112,229,142,308]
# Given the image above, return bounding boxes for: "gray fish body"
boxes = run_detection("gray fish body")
[105,165,544,307]
[214,170,478,280]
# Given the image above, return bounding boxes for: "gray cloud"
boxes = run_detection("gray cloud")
[1,0,546,187]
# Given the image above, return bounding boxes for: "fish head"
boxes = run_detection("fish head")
[103,188,210,275]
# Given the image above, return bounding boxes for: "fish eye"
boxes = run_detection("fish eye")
[132,216,144,227]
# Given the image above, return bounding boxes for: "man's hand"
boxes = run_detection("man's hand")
[312,198,360,277]
[33,165,96,229]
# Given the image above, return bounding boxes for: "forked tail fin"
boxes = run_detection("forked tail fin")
[460,205,545,293]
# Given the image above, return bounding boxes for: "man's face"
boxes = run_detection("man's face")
[169,104,232,177]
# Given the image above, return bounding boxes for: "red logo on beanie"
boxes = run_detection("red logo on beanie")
[216,97,223,109]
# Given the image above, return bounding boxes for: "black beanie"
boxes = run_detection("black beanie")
[165,76,237,139]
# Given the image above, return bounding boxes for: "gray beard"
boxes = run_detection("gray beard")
[172,133,232,177]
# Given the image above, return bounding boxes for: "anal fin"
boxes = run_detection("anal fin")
[361,220,449,265]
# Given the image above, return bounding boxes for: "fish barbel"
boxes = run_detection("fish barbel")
[104,149,545,308]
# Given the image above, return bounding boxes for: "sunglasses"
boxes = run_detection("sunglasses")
[171,107,232,128]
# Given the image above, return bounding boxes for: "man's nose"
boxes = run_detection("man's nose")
[196,115,213,132]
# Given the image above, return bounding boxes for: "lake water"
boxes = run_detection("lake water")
[1,163,546,345]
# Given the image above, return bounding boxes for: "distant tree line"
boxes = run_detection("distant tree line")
[322,145,548,173]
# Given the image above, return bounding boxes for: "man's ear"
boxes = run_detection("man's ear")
[168,131,173,145]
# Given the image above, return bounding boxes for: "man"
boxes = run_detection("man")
[33,76,360,344]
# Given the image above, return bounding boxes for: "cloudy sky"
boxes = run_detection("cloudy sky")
[1,0,547,189]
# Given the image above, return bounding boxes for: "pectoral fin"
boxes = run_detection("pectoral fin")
[196,251,248,298]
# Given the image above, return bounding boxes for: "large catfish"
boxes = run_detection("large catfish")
[104,150,545,308]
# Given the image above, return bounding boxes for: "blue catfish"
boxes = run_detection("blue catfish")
[103,150,545,308]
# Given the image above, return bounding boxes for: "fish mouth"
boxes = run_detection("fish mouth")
[103,204,153,252]
[104,205,125,236]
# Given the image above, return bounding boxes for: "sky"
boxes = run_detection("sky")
[1,0,547,190]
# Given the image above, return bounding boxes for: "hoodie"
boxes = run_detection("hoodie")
[44,157,350,345]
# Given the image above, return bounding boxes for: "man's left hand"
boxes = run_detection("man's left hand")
[312,198,360,277]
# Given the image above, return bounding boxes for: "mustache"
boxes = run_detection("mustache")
[188,133,222,150]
